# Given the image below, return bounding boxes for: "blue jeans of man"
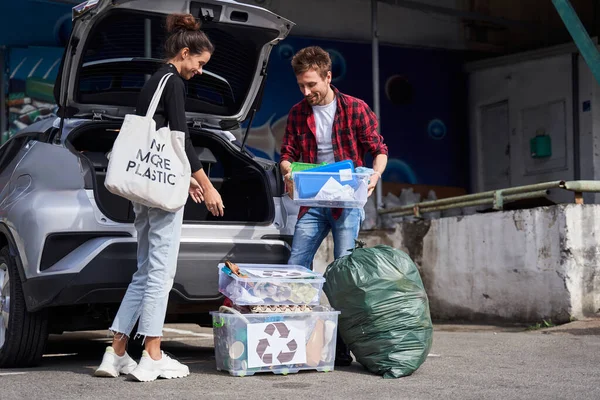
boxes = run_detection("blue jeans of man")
[109,202,184,339]
[288,207,365,269]
[288,207,364,363]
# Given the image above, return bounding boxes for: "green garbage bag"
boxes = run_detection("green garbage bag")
[323,243,433,378]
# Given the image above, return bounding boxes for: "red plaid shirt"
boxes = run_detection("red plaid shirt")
[280,85,388,219]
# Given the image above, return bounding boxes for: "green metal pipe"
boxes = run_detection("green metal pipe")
[552,0,600,86]
[560,180,600,192]
[498,181,562,194]
[421,190,549,215]
[384,190,549,218]
[378,181,562,215]
[377,180,600,216]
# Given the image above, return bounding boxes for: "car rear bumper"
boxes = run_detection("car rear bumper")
[23,238,291,312]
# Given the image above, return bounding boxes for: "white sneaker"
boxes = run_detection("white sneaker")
[94,346,138,377]
[128,350,190,382]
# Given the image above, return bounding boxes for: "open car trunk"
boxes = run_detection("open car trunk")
[66,122,276,225]
[55,1,291,225]
[55,1,294,126]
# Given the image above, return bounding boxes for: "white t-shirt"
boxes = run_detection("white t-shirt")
[312,97,337,164]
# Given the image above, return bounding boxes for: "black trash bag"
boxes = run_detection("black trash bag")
[323,243,433,378]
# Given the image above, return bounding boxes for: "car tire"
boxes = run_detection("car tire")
[0,245,49,367]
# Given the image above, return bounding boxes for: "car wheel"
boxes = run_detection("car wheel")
[0,245,49,367]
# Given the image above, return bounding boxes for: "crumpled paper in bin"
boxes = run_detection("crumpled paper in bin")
[314,177,356,201]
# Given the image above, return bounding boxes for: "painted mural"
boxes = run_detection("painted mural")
[0,0,72,144]
[239,37,469,189]
[4,46,63,142]
[1,5,468,188]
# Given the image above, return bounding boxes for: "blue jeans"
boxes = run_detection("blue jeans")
[109,202,184,339]
[288,207,365,270]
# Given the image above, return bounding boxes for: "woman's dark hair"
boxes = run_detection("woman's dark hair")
[164,13,214,59]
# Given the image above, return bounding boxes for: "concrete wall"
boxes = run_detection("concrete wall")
[314,204,600,323]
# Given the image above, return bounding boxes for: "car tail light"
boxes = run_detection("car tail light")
[72,0,100,20]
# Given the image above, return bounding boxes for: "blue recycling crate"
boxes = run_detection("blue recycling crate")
[292,169,370,209]
[292,160,358,198]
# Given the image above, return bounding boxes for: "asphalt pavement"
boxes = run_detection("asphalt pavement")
[1,321,599,400]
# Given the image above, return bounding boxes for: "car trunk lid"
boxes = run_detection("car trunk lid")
[54,0,293,138]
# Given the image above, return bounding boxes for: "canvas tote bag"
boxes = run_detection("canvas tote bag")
[104,72,191,212]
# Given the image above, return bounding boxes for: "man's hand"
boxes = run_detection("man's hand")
[284,171,293,185]
[280,160,293,196]
[367,155,387,197]
[367,172,381,197]
[284,171,294,197]
[189,177,204,204]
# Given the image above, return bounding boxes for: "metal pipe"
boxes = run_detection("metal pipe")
[378,179,600,217]
[0,47,6,142]
[372,0,383,210]
[388,190,550,217]
[560,180,600,192]
[572,53,581,181]
[552,0,600,86]
[144,18,152,81]
[379,181,563,215]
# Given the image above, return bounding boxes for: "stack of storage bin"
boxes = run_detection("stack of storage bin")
[211,263,340,377]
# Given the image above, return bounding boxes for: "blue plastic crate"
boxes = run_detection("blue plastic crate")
[293,160,358,199]
[292,171,370,208]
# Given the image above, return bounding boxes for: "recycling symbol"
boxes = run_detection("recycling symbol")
[262,270,302,278]
[255,322,297,364]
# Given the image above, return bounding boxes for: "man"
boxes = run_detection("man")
[279,46,388,366]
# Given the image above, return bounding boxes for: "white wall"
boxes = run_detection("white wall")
[240,0,466,48]
[467,42,600,205]
[466,45,578,204]
[315,204,600,323]
[577,53,600,204]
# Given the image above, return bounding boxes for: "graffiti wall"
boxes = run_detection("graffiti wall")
[0,1,72,48]
[0,0,72,143]
[241,36,469,189]
[3,46,64,143]
[1,34,469,188]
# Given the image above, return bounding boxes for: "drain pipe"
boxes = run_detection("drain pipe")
[0,47,6,142]
[144,18,152,81]
[572,53,581,181]
[372,0,383,210]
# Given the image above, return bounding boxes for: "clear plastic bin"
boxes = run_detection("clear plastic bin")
[211,307,340,377]
[218,263,325,306]
[292,171,371,208]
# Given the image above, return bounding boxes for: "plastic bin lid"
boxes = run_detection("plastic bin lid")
[217,263,326,282]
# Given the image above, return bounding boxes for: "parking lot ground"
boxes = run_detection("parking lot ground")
[1,321,600,400]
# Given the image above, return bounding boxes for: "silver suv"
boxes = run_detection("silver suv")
[0,0,296,367]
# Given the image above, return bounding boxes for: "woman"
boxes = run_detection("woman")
[94,13,224,382]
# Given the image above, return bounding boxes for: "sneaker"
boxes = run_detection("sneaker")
[128,350,190,382]
[94,346,138,377]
